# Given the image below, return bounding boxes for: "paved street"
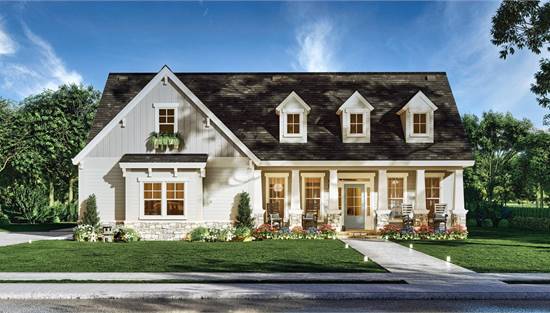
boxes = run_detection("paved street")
[2,299,550,313]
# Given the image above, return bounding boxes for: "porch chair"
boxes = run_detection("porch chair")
[433,203,448,232]
[267,203,282,228]
[302,211,317,228]
[401,203,414,230]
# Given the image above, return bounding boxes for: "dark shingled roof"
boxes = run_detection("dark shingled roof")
[90,72,473,161]
[119,154,208,163]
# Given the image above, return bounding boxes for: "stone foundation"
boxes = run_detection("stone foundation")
[124,221,231,241]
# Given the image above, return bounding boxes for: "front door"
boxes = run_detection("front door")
[344,184,365,229]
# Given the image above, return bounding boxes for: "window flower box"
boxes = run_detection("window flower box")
[148,132,182,150]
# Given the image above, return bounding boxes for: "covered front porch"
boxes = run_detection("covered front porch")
[252,167,468,231]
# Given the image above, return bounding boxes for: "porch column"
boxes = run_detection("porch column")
[251,169,264,226]
[327,169,342,230]
[415,169,429,226]
[452,169,468,228]
[376,169,390,229]
[289,169,301,227]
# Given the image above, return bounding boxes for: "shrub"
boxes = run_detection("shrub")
[498,219,510,228]
[510,216,550,232]
[234,226,252,240]
[253,224,275,240]
[481,218,493,228]
[82,194,100,227]
[4,184,53,224]
[0,210,9,225]
[466,218,478,227]
[73,225,99,242]
[319,224,337,239]
[57,201,78,222]
[234,192,254,229]
[446,225,468,240]
[113,227,141,242]
[189,226,210,242]
[379,224,467,240]
[379,224,402,240]
[206,227,234,242]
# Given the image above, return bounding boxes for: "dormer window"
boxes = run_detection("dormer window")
[413,113,427,135]
[153,103,179,134]
[286,113,301,135]
[396,91,437,143]
[276,92,311,143]
[337,91,374,143]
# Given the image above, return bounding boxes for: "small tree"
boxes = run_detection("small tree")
[82,194,100,227]
[235,192,254,228]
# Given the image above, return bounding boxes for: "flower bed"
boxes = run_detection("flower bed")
[187,224,337,242]
[379,224,468,240]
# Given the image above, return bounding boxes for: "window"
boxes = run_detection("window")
[144,183,162,216]
[159,108,175,134]
[413,113,427,134]
[303,177,322,216]
[425,177,440,217]
[142,181,186,218]
[286,114,300,134]
[167,183,185,216]
[266,175,287,220]
[346,187,362,216]
[388,177,405,215]
[350,113,364,134]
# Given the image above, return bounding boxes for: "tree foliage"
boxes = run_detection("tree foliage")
[491,0,550,124]
[235,192,255,228]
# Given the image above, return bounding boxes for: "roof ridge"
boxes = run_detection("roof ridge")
[108,71,448,75]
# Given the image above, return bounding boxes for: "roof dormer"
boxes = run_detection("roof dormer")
[396,90,438,143]
[276,91,311,143]
[337,91,374,143]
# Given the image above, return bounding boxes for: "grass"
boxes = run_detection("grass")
[0,223,76,232]
[399,227,550,273]
[0,239,385,273]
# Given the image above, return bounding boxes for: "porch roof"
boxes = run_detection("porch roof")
[119,153,208,164]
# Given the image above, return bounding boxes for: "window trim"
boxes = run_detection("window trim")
[283,110,304,138]
[138,177,188,220]
[265,173,289,218]
[387,173,408,212]
[153,102,179,134]
[300,173,325,215]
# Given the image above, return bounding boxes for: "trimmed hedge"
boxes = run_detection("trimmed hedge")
[508,206,550,218]
[510,216,550,232]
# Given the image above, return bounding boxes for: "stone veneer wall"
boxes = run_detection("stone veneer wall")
[124,221,231,241]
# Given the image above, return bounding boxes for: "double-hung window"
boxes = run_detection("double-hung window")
[286,113,301,135]
[154,103,178,134]
[142,181,185,218]
[349,113,365,135]
[413,113,427,135]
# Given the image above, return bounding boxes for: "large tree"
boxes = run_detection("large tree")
[463,112,533,221]
[491,0,550,125]
[0,99,30,174]
[524,130,550,208]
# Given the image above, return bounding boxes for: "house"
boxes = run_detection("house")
[73,66,474,240]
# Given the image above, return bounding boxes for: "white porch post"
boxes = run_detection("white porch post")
[328,169,341,230]
[453,169,468,228]
[251,169,264,226]
[376,169,390,229]
[415,169,429,226]
[289,169,301,227]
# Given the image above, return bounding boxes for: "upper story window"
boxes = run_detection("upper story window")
[153,103,179,134]
[275,92,311,143]
[337,91,374,143]
[286,113,301,135]
[396,91,438,143]
[413,113,427,134]
[159,109,175,134]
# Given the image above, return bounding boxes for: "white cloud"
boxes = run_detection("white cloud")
[0,23,82,98]
[294,19,340,72]
[0,20,16,55]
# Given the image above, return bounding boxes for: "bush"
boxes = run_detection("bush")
[206,227,234,242]
[82,194,100,227]
[0,210,9,225]
[481,218,493,228]
[235,192,254,229]
[189,226,210,242]
[466,218,478,227]
[3,184,54,224]
[498,219,510,228]
[510,216,550,232]
[113,227,141,242]
[234,226,252,240]
[57,201,79,222]
[378,224,468,240]
[73,225,99,242]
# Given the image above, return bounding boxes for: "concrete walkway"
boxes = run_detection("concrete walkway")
[342,239,473,275]
[0,229,73,247]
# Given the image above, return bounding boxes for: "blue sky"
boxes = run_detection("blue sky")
[0,1,547,127]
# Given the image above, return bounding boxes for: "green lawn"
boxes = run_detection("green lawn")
[400,227,550,273]
[0,223,76,232]
[0,239,384,273]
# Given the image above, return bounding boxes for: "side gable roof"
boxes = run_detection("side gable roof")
[84,71,473,162]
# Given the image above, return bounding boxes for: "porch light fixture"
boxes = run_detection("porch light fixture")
[446,256,451,263]
[28,240,32,244]
[363,256,369,262]
[409,244,413,249]
[345,243,349,249]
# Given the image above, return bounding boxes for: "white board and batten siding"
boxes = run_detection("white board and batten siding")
[79,80,253,223]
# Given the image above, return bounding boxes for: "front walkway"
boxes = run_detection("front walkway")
[0,229,73,247]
